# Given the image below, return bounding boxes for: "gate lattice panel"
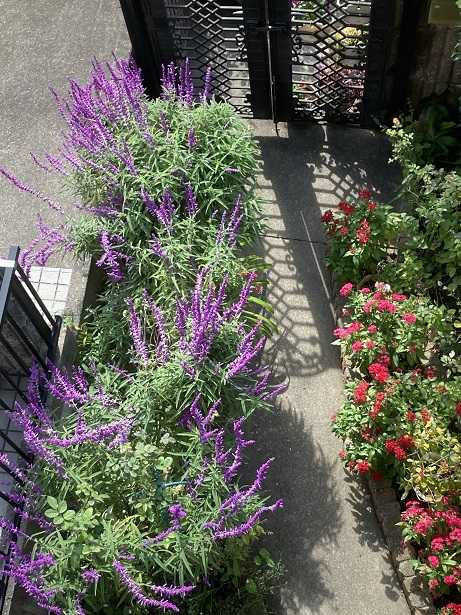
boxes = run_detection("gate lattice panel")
[141,0,252,116]
[291,1,372,122]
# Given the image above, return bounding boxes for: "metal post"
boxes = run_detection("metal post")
[267,0,292,122]
[361,0,399,127]
[241,0,272,119]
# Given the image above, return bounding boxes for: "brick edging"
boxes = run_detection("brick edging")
[331,283,436,615]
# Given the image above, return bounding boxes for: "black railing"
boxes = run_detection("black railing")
[0,246,61,611]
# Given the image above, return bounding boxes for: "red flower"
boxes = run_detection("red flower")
[360,287,371,294]
[362,300,374,314]
[420,408,431,424]
[338,201,355,216]
[354,381,369,404]
[368,201,377,211]
[427,555,439,569]
[365,340,375,349]
[321,209,334,223]
[392,293,407,302]
[385,439,407,461]
[425,367,436,379]
[356,219,371,244]
[368,324,377,333]
[377,299,397,314]
[351,341,364,353]
[444,575,458,586]
[339,449,346,460]
[356,460,370,474]
[339,226,349,236]
[368,362,389,383]
[377,353,391,366]
[402,313,417,325]
[456,402,461,416]
[339,282,354,297]
[358,188,372,200]
[406,410,416,422]
[431,537,446,552]
[397,435,414,450]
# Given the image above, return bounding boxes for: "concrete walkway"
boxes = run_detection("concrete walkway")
[1,3,411,612]
[249,120,409,615]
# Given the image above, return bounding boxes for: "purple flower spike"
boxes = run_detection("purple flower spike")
[96,231,130,282]
[213,500,284,540]
[143,290,170,363]
[0,168,64,214]
[127,298,149,364]
[184,182,198,216]
[187,128,197,150]
[202,66,213,101]
[113,560,179,612]
[82,569,101,584]
[149,234,167,259]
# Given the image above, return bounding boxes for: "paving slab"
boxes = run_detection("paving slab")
[249,120,409,615]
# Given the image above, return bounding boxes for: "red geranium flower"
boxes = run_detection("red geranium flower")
[338,201,355,216]
[356,219,370,244]
[368,362,389,383]
[358,188,372,200]
[321,209,334,223]
[339,282,353,297]
[402,313,417,325]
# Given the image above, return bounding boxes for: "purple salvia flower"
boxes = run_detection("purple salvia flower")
[149,234,167,259]
[227,194,244,247]
[96,232,130,282]
[202,66,213,101]
[224,167,240,174]
[223,418,255,482]
[113,560,179,612]
[220,458,275,513]
[212,500,284,540]
[227,336,266,379]
[26,363,52,428]
[45,154,68,176]
[75,597,85,615]
[143,291,169,363]
[159,111,170,135]
[44,416,134,449]
[140,187,158,217]
[82,569,101,584]
[252,369,271,397]
[150,583,195,597]
[224,271,258,320]
[0,168,64,213]
[187,128,197,149]
[184,182,198,216]
[261,381,289,401]
[216,211,227,245]
[180,361,196,380]
[144,504,186,546]
[47,364,89,404]
[30,153,52,173]
[179,58,194,104]
[169,504,187,528]
[127,298,149,364]
[214,430,229,466]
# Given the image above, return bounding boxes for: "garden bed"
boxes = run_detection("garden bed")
[325,176,461,614]
[0,57,286,615]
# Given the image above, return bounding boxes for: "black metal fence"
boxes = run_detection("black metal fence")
[0,246,61,610]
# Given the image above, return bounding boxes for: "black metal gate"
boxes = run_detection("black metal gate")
[119,0,397,125]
